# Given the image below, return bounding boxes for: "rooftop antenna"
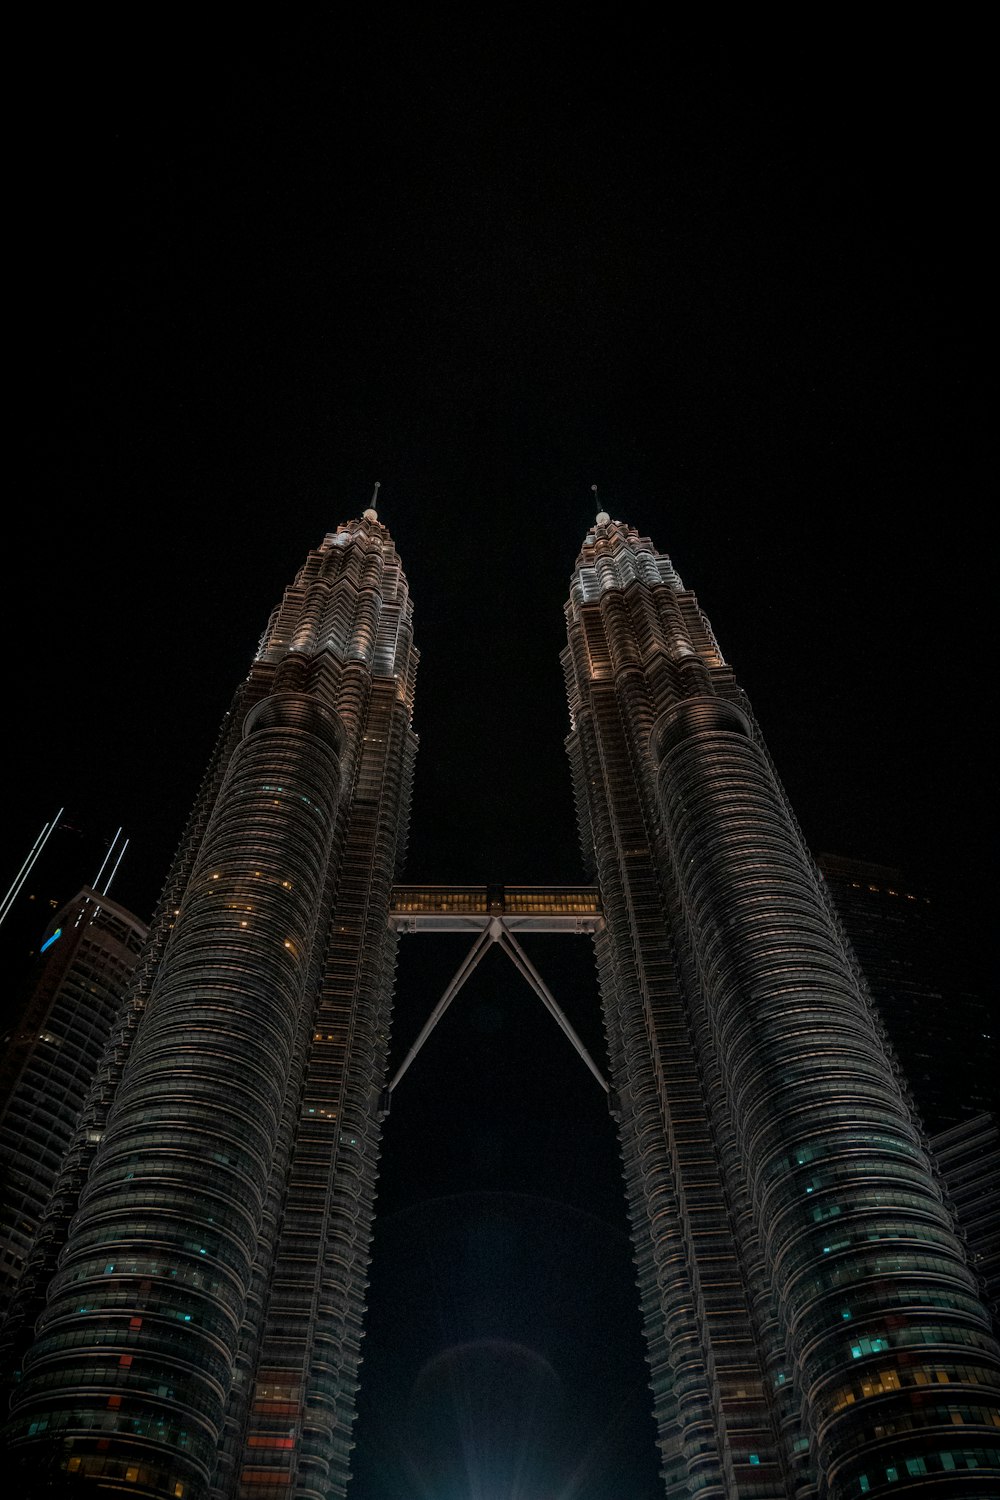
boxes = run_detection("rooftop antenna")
[592,484,610,526]
[93,828,129,898]
[0,808,65,928]
[93,828,122,892]
[102,837,129,898]
[364,481,380,522]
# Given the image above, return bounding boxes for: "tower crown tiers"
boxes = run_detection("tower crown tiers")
[253,519,417,702]
[571,519,685,607]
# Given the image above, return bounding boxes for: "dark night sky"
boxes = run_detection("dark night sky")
[6,18,991,1499]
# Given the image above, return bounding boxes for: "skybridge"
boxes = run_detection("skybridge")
[388,883,603,933]
[384,884,609,1107]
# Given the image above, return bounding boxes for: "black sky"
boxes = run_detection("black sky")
[7,18,991,1498]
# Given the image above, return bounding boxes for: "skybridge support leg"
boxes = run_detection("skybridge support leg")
[495,925,609,1093]
[386,913,608,1100]
[386,924,495,1096]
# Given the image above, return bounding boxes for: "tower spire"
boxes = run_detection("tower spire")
[592,483,610,526]
[364,480,380,522]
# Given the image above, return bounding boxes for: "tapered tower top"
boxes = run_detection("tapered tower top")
[572,506,685,603]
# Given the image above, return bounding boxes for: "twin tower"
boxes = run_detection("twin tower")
[4,509,999,1498]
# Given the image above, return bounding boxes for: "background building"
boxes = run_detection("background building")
[0,888,148,1318]
[1,819,132,1032]
[817,854,995,1136]
[930,1115,1000,1335]
[817,855,998,1344]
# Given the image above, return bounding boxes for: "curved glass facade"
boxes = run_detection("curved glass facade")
[562,514,1000,1498]
[3,515,419,1500]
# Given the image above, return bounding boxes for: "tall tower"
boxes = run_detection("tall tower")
[562,511,1000,1498]
[2,508,418,1500]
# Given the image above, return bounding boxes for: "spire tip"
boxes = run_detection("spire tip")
[591,483,610,526]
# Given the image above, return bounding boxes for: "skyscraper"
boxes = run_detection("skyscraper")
[4,505,1000,1500]
[3,509,418,1499]
[561,513,1000,1496]
[0,814,132,1010]
[0,888,148,1319]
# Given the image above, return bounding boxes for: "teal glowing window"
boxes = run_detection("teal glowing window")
[851,1336,888,1358]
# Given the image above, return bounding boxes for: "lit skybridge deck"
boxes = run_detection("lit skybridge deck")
[383,884,608,1103]
[388,883,603,932]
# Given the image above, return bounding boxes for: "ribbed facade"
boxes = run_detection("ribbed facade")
[2,512,418,1500]
[0,890,148,1320]
[562,514,1000,1498]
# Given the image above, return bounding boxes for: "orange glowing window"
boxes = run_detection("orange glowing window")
[247,1435,295,1448]
[119,1354,133,1368]
[130,1316,143,1329]
[107,1395,122,1409]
